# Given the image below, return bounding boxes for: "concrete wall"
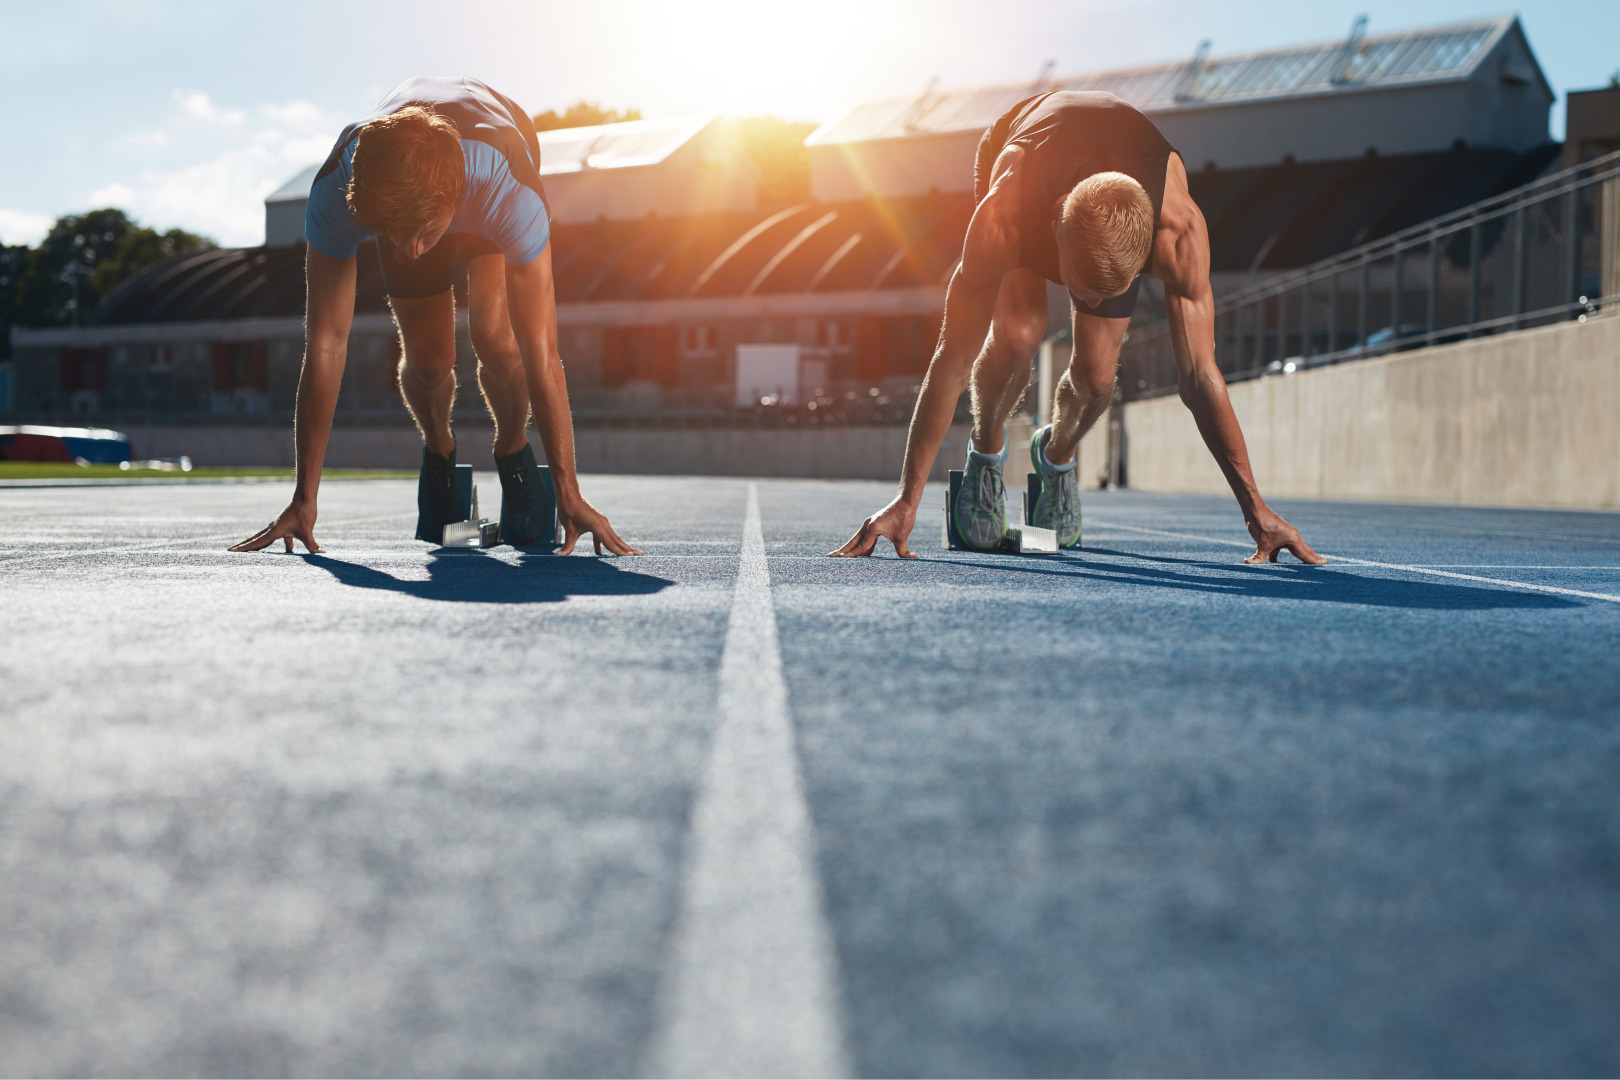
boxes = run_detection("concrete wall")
[1122,311,1620,509]
[1560,85,1620,168]
[264,199,306,248]
[118,422,985,482]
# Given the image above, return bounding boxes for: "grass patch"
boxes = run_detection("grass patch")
[0,463,410,481]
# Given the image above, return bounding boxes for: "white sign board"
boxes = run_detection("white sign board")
[734,344,800,408]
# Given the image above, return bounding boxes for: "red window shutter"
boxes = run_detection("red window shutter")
[601,328,627,387]
[60,348,109,392]
[854,316,884,381]
[243,342,268,392]
[655,326,679,387]
[211,343,235,392]
[903,317,933,373]
[630,328,650,381]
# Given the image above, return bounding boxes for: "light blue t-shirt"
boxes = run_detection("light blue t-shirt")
[305,139,550,265]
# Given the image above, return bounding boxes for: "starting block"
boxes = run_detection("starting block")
[943,470,1062,554]
[441,464,499,547]
[438,463,560,547]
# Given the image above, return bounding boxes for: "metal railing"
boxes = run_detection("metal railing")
[1119,148,1620,400]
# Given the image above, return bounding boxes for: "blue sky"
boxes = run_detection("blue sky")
[2,0,1615,247]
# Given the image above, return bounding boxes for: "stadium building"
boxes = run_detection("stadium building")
[6,15,1559,432]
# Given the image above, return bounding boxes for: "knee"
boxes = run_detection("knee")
[470,324,521,370]
[1065,363,1116,404]
[401,341,456,380]
[994,312,1047,364]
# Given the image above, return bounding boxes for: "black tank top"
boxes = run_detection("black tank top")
[973,91,1176,287]
[314,76,547,207]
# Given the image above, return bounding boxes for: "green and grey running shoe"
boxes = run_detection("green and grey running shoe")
[1031,425,1082,549]
[954,435,1008,550]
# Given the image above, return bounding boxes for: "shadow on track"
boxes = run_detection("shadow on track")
[942,547,1578,611]
[302,549,675,604]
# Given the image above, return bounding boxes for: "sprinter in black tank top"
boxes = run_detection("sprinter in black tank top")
[975,92,1174,317]
[834,91,1323,565]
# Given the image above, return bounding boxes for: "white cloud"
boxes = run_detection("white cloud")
[91,95,343,246]
[85,182,137,208]
[173,89,245,125]
[0,209,53,246]
[92,148,283,244]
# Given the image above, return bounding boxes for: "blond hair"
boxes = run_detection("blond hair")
[1056,171,1155,297]
[348,106,465,240]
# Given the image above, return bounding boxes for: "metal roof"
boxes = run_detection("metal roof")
[261,116,717,211]
[808,15,1528,145]
[535,115,715,174]
[264,164,320,204]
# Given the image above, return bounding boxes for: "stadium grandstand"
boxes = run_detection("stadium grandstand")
[6,14,1566,428]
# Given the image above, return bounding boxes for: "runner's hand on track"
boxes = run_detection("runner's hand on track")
[559,499,641,556]
[230,499,321,553]
[830,497,918,558]
[1245,507,1325,564]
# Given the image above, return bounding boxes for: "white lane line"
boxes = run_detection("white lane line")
[1405,565,1620,570]
[646,482,850,1079]
[1091,519,1620,605]
[0,512,415,567]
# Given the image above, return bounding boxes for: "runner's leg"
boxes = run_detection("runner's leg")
[390,289,459,457]
[465,252,532,458]
[1045,312,1129,465]
[968,268,1049,454]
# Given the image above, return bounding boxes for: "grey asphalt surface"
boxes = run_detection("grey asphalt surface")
[2,475,1618,1077]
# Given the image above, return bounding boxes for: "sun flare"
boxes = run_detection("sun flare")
[649,0,892,118]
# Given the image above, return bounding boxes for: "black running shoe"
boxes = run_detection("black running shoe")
[496,442,554,546]
[414,445,460,543]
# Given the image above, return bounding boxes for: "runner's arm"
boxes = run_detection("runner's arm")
[894,264,1003,506]
[1155,162,1323,564]
[505,247,641,556]
[830,157,1020,557]
[229,246,355,552]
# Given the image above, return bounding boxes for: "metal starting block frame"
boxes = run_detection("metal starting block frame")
[943,469,1063,554]
[441,464,498,547]
[439,463,559,548]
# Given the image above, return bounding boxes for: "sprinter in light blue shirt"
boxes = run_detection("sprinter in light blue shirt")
[232,76,639,556]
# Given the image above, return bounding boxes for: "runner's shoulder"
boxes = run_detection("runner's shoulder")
[1150,153,1209,291]
[963,147,1024,283]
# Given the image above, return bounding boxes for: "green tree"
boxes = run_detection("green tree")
[0,244,29,360]
[531,101,644,132]
[16,209,212,330]
[89,225,213,299]
[723,116,819,207]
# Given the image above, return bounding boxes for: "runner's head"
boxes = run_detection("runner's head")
[1055,172,1154,303]
[348,106,465,253]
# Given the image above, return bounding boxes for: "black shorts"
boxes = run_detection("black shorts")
[1071,276,1142,320]
[375,232,502,300]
